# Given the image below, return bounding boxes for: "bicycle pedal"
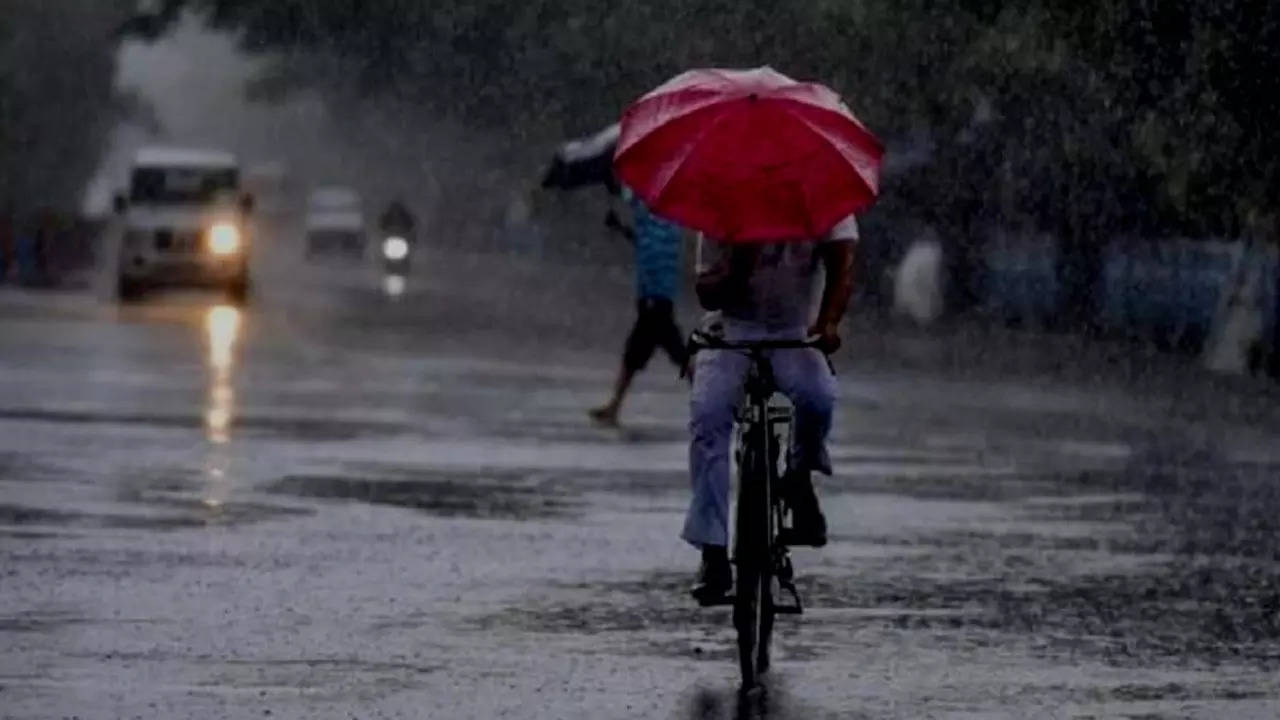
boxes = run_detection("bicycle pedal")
[774,554,795,582]
[692,591,735,608]
[774,582,803,615]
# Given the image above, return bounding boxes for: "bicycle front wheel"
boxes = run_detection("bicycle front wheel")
[734,558,774,689]
[734,431,775,691]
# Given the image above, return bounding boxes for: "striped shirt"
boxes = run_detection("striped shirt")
[624,187,682,301]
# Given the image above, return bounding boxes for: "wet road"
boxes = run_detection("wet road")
[2,239,1280,719]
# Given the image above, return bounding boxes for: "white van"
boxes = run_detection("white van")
[304,185,366,259]
[115,147,253,302]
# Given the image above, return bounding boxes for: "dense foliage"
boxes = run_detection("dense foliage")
[117,0,1279,272]
[0,1,129,222]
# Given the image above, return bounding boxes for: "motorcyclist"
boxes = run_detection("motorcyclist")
[378,199,416,240]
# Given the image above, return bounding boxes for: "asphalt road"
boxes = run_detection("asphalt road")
[2,230,1280,719]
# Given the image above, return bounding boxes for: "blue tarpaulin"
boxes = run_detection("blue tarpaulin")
[980,235,1278,349]
[978,232,1060,324]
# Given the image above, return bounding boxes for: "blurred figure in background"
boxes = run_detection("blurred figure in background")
[13,211,55,287]
[590,186,688,426]
[379,198,416,242]
[541,123,689,426]
[0,208,12,282]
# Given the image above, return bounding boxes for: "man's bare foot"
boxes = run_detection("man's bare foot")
[588,405,619,426]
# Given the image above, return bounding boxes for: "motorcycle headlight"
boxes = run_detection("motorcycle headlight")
[208,223,241,255]
[382,236,409,261]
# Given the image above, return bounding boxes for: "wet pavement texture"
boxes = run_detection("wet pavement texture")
[2,236,1280,719]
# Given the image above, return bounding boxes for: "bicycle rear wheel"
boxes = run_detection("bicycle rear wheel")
[734,427,775,691]
[735,565,769,688]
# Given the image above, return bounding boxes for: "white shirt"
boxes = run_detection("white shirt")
[697,215,858,330]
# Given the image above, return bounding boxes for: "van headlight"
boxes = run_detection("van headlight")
[208,223,241,255]
[382,236,409,261]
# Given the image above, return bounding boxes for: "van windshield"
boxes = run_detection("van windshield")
[130,166,239,203]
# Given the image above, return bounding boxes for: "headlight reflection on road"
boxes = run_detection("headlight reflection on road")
[205,305,238,444]
[203,467,226,509]
[203,304,241,509]
[382,273,406,298]
[206,388,233,444]
[207,305,240,373]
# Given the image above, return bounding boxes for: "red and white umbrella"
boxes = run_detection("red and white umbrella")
[614,67,884,242]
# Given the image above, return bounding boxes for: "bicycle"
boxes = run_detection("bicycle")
[686,330,826,693]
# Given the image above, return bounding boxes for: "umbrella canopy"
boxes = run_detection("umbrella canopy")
[613,67,883,242]
[540,123,621,193]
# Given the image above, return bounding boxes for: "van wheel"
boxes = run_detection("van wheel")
[117,276,143,302]
[227,275,250,305]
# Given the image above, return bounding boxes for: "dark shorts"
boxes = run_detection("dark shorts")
[623,297,688,372]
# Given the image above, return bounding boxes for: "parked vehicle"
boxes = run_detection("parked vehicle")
[304,186,366,261]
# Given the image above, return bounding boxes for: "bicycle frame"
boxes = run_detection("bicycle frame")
[688,331,814,692]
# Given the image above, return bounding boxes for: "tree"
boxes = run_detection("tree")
[0,1,131,222]
[125,1,1280,266]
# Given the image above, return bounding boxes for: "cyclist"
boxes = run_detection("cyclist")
[686,215,859,603]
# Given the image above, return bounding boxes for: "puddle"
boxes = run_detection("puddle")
[467,570,726,659]
[680,682,855,720]
[267,470,581,520]
[0,503,75,526]
[463,456,1280,676]
[797,551,1280,670]
[0,452,66,483]
[477,571,702,632]
[0,499,308,533]
[1125,463,1280,561]
[0,610,160,634]
[0,407,206,431]
[0,406,405,441]
[493,418,687,445]
[202,655,443,694]
[467,570,836,665]
[839,471,1054,502]
[234,414,406,441]
[0,611,96,634]
[0,529,61,540]
[795,462,1280,672]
